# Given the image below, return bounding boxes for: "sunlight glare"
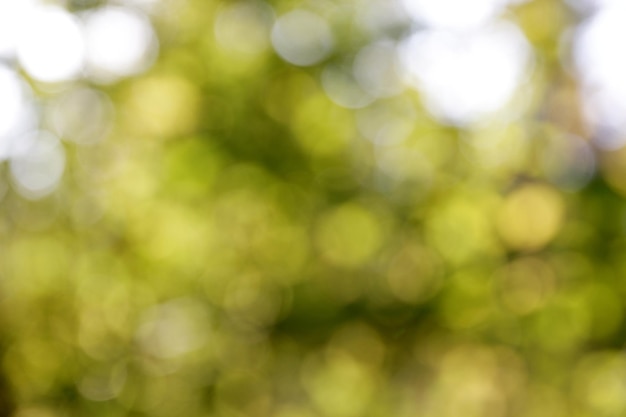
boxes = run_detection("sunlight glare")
[0,66,36,159]
[0,67,26,140]
[401,0,510,30]
[400,22,532,125]
[574,3,626,148]
[0,0,37,59]
[84,6,158,82]
[16,6,85,83]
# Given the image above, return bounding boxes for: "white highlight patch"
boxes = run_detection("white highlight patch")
[51,87,114,145]
[353,41,404,98]
[0,66,36,157]
[137,298,210,359]
[271,10,334,66]
[10,131,66,199]
[0,0,37,59]
[84,6,158,82]
[16,6,85,83]
[400,23,532,125]
[401,0,510,30]
[321,63,373,109]
[574,2,626,147]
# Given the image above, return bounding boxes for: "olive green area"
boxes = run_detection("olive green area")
[2,1,626,417]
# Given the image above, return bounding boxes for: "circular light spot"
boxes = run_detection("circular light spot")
[291,93,354,157]
[84,6,158,82]
[497,257,556,315]
[10,131,66,199]
[376,146,433,185]
[355,99,415,146]
[301,353,375,417]
[271,10,334,66]
[16,6,85,83]
[574,353,626,416]
[497,184,564,251]
[214,1,274,55]
[137,298,209,359]
[353,41,404,98]
[51,87,114,145]
[542,133,595,191]
[125,75,200,137]
[426,196,500,264]
[400,22,532,125]
[315,203,383,268]
[78,364,126,402]
[321,63,373,109]
[356,0,409,36]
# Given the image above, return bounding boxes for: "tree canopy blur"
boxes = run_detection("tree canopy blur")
[1,0,626,416]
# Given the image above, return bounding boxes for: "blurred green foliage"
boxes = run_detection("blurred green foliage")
[3,0,626,417]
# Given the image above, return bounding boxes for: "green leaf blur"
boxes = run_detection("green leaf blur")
[1,1,625,417]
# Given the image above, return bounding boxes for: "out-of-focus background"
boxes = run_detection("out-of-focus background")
[1,0,626,415]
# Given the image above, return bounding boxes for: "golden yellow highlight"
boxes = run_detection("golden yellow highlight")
[497,184,564,251]
[124,75,200,138]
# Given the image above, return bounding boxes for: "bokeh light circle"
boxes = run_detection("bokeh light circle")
[10,131,66,199]
[400,22,532,125]
[271,10,334,66]
[84,6,158,82]
[16,6,85,83]
[214,1,274,55]
[353,41,404,98]
[51,87,114,146]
